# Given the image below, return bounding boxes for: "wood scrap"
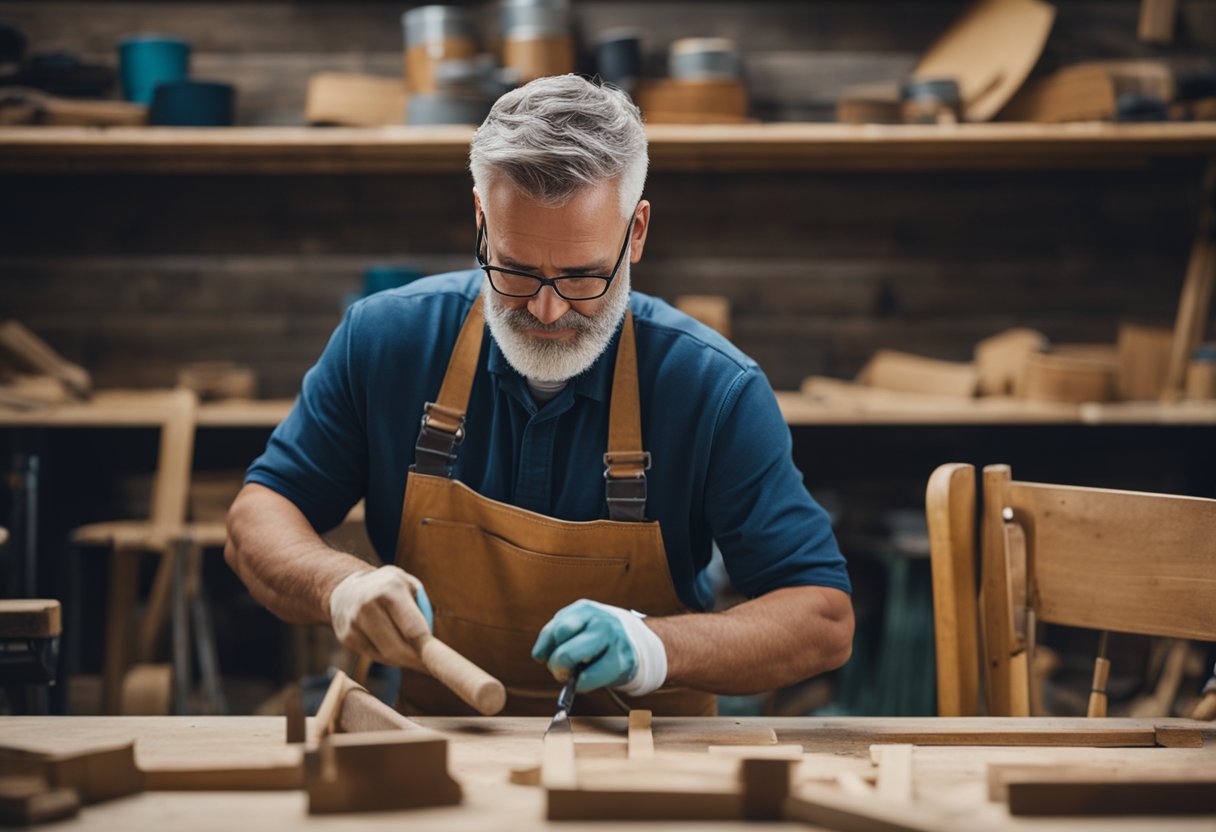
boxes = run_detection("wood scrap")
[868,726,1161,746]
[0,321,91,399]
[1117,324,1174,400]
[305,729,462,814]
[999,65,1117,123]
[1019,347,1117,403]
[1138,0,1178,43]
[541,727,577,789]
[987,762,1216,802]
[857,350,977,398]
[627,710,654,759]
[0,741,143,805]
[0,777,80,827]
[284,683,305,744]
[675,295,732,339]
[305,72,407,127]
[912,0,1057,122]
[1152,726,1204,748]
[974,328,1047,395]
[873,744,914,802]
[144,762,303,791]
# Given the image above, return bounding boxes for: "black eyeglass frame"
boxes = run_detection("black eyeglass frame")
[475,207,637,301]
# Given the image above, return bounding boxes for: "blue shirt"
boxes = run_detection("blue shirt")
[246,270,850,610]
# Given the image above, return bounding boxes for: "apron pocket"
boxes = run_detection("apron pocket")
[414,516,633,633]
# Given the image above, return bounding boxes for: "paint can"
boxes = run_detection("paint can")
[402,6,479,94]
[502,0,574,84]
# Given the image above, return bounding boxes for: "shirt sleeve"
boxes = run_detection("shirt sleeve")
[705,367,851,598]
[245,304,367,533]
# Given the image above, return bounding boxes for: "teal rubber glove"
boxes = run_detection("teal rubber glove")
[531,599,667,695]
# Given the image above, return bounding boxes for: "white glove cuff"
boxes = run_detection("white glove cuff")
[610,608,668,697]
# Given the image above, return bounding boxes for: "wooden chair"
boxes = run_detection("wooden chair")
[69,389,227,714]
[927,462,1216,718]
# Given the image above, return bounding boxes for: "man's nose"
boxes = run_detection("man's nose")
[528,285,570,325]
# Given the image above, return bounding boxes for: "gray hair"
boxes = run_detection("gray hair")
[469,75,648,219]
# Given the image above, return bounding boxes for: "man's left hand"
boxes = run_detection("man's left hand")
[531,599,668,696]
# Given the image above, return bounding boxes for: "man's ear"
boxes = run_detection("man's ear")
[630,199,651,264]
[472,187,483,227]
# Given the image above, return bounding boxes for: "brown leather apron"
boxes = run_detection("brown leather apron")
[392,294,715,716]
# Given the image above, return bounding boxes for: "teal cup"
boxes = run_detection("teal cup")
[119,35,190,104]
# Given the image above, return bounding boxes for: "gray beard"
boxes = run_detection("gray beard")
[481,265,631,383]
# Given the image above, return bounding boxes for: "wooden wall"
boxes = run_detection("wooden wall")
[1,1,1214,397]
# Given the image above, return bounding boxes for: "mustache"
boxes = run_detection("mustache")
[495,305,596,334]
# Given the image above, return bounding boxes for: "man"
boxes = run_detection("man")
[225,75,852,716]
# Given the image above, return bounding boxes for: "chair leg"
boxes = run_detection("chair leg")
[188,546,226,715]
[138,550,176,662]
[170,539,191,715]
[102,546,138,715]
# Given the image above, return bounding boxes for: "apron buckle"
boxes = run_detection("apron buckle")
[411,402,466,477]
[604,451,651,522]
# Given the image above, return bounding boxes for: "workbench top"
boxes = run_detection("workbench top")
[1,715,1212,830]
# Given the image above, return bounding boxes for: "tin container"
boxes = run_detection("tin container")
[402,6,478,94]
[502,0,573,83]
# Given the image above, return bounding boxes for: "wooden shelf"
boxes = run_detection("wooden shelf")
[776,390,1216,426]
[2,123,1214,174]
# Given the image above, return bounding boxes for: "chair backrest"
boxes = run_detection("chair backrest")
[927,462,1216,717]
[926,463,981,716]
[148,388,199,536]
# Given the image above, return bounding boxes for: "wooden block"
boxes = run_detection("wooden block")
[119,663,172,716]
[305,730,461,814]
[675,295,731,339]
[627,710,654,760]
[307,669,362,746]
[857,350,977,398]
[739,757,794,821]
[305,73,407,127]
[1138,0,1178,43]
[999,65,1117,123]
[1117,324,1174,400]
[541,726,577,789]
[0,741,143,805]
[0,599,61,639]
[0,777,80,826]
[337,688,425,734]
[1019,348,1117,403]
[144,762,303,791]
[636,79,748,124]
[974,328,1047,395]
[987,763,1216,802]
[784,783,947,832]
[1007,777,1216,816]
[285,683,305,744]
[1153,726,1204,748]
[873,744,914,802]
[548,787,741,821]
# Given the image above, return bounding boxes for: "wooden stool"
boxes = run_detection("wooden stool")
[0,599,61,714]
[69,389,227,715]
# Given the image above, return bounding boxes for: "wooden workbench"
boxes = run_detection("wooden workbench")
[1,716,1212,830]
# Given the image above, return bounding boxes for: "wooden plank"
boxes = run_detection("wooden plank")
[871,727,1160,747]
[540,728,577,790]
[1,124,1215,175]
[628,710,654,760]
[0,777,79,826]
[305,730,461,814]
[1008,777,1216,816]
[873,745,914,802]
[0,600,61,639]
[988,762,1216,802]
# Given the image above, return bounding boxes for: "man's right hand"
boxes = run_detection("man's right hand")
[327,565,434,666]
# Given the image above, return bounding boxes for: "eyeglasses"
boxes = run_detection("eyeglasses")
[475,210,635,301]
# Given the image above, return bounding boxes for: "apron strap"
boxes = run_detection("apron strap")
[604,310,650,522]
[412,295,486,477]
[413,293,650,521]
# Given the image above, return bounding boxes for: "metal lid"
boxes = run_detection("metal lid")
[402,6,478,48]
[502,0,570,38]
[669,38,740,81]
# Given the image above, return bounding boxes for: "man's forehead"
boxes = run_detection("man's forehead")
[482,179,622,230]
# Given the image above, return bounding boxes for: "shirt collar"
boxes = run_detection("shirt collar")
[485,317,623,405]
